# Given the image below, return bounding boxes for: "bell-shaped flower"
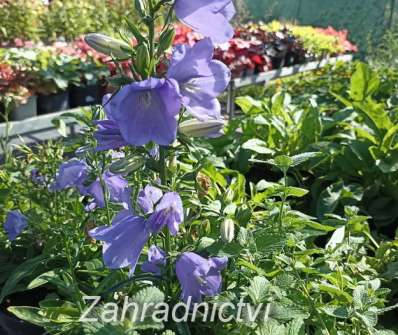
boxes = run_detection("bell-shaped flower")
[105,78,181,146]
[176,252,228,303]
[174,0,236,44]
[167,38,231,121]
[53,159,88,191]
[147,192,184,236]
[85,171,131,210]
[89,210,150,274]
[94,120,128,151]
[141,245,166,276]
[94,94,128,151]
[4,210,28,241]
[137,185,163,215]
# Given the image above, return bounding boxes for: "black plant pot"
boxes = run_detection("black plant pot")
[37,91,70,115]
[0,311,44,335]
[10,96,38,121]
[69,84,102,108]
[0,96,38,123]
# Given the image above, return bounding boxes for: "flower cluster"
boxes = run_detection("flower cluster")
[94,37,231,148]
[316,26,358,53]
[2,0,235,304]
[82,0,236,302]
[52,159,131,211]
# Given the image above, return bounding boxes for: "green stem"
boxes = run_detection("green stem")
[159,146,167,185]
[159,146,172,297]
[278,171,288,232]
[99,155,112,225]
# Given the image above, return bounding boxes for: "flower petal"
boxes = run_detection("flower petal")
[89,210,150,272]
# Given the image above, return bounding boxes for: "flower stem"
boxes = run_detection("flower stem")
[278,171,288,232]
[159,146,172,296]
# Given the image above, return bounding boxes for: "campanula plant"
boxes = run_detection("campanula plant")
[81,0,234,304]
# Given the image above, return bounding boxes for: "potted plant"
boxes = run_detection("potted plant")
[36,48,80,114]
[53,38,110,108]
[0,63,37,122]
[0,86,37,122]
[69,59,108,108]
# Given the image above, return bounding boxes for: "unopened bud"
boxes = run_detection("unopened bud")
[158,28,175,55]
[221,218,235,243]
[85,33,131,59]
[109,156,145,174]
[179,119,225,138]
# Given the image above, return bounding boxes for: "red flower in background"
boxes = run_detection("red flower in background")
[316,27,358,53]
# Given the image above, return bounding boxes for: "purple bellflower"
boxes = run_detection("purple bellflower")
[94,94,128,151]
[53,159,88,191]
[90,185,184,275]
[141,245,167,276]
[147,191,184,236]
[103,78,181,146]
[94,120,128,151]
[4,210,28,241]
[137,185,163,215]
[89,210,150,274]
[175,0,236,44]
[85,171,131,210]
[167,38,231,121]
[176,252,228,303]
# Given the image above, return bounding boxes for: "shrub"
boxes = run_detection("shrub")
[0,0,43,43]
[40,0,110,42]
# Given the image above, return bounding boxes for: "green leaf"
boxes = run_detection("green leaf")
[0,254,48,303]
[127,286,165,330]
[52,118,67,137]
[255,231,287,253]
[321,305,350,319]
[350,62,380,101]
[317,283,353,303]
[28,269,61,290]
[316,182,343,219]
[382,124,398,151]
[256,319,285,335]
[300,106,322,145]
[235,96,263,114]
[237,259,270,277]
[7,306,49,327]
[246,276,270,304]
[353,100,392,136]
[283,186,309,198]
[207,241,242,257]
[286,318,305,335]
[242,139,274,155]
[289,152,322,167]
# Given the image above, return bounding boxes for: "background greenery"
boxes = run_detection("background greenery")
[243,0,395,53]
[0,0,137,43]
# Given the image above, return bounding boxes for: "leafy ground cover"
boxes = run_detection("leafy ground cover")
[1,61,398,335]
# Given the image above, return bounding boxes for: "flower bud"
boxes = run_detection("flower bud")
[179,119,225,138]
[109,156,145,174]
[158,28,176,55]
[85,33,131,59]
[135,44,150,77]
[220,218,235,243]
